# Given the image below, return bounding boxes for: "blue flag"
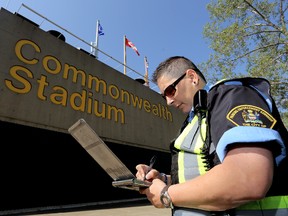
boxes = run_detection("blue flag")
[98,23,104,36]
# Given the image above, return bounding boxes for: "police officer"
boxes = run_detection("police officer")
[136,56,288,216]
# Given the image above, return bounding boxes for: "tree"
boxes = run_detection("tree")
[202,0,288,128]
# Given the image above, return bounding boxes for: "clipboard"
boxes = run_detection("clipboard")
[68,119,151,191]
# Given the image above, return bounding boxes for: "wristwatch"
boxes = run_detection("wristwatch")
[160,186,174,209]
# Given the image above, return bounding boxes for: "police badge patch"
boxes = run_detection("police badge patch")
[227,105,277,128]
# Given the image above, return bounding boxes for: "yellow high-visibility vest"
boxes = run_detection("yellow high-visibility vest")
[174,113,209,183]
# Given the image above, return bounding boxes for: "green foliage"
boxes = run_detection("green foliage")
[202,0,288,126]
[281,111,288,129]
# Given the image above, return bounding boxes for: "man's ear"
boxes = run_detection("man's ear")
[186,69,199,84]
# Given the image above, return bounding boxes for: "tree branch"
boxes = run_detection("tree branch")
[232,42,286,61]
[243,30,282,38]
[244,23,276,30]
[280,0,287,33]
[244,0,282,32]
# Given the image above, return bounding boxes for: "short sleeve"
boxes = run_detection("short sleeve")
[208,83,284,162]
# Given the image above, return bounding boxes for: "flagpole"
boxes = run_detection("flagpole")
[94,20,100,59]
[124,35,127,75]
[144,56,149,87]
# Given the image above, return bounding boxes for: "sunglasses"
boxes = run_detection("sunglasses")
[162,73,186,99]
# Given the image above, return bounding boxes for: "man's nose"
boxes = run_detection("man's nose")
[166,97,174,106]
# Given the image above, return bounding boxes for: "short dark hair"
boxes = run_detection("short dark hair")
[152,56,206,83]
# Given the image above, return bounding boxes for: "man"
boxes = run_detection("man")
[135,56,288,215]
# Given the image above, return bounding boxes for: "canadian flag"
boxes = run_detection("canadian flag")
[125,37,140,56]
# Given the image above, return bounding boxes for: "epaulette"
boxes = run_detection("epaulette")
[210,77,273,112]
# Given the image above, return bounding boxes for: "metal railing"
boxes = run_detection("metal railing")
[15,4,159,92]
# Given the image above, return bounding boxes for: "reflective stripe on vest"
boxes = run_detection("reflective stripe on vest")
[174,114,208,183]
[236,195,288,210]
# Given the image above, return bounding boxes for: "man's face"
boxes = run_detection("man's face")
[157,73,196,114]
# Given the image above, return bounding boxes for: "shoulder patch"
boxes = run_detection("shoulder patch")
[227,105,277,128]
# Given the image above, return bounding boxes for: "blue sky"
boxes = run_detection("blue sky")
[0,0,212,92]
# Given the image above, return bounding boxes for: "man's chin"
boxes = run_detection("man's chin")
[180,106,192,114]
[180,107,190,114]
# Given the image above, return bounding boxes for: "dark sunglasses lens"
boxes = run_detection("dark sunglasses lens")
[164,85,176,97]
